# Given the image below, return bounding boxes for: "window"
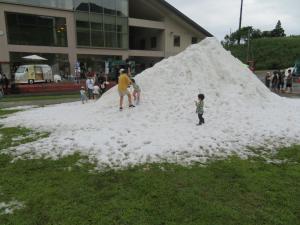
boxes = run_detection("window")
[116,0,128,17]
[103,0,116,15]
[76,12,90,46]
[191,37,198,44]
[104,15,116,32]
[140,39,146,50]
[74,0,89,12]
[105,32,117,47]
[91,30,104,47]
[174,35,180,47]
[151,37,157,48]
[74,0,128,49]
[6,12,67,47]
[1,0,73,10]
[90,0,103,14]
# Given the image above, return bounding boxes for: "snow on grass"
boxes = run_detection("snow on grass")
[0,200,24,215]
[4,105,38,110]
[2,38,300,168]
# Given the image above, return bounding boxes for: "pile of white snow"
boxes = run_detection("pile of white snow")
[2,38,300,168]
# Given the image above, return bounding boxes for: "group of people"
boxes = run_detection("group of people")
[79,68,141,109]
[80,74,109,104]
[0,73,9,97]
[265,69,293,93]
[80,68,206,126]
[117,68,141,110]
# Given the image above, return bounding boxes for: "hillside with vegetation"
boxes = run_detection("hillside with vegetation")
[226,36,300,70]
[222,21,300,70]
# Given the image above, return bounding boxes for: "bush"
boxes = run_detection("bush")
[226,37,300,70]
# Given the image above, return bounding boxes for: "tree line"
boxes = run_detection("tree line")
[222,20,286,47]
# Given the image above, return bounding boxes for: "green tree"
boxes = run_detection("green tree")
[271,20,286,37]
[222,26,261,47]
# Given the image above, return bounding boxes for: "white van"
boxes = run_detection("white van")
[15,64,53,84]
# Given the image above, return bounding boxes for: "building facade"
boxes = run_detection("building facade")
[0,0,212,79]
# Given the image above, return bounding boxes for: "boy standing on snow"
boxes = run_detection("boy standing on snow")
[195,94,205,126]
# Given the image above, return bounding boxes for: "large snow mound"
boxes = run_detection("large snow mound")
[2,38,300,168]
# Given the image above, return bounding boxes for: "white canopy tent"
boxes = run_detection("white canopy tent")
[22,55,47,61]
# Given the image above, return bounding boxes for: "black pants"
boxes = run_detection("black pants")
[198,113,205,124]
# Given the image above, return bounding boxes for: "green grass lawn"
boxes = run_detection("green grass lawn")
[0,110,299,225]
[0,109,22,117]
[0,93,78,102]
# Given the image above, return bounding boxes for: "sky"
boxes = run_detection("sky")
[166,0,300,40]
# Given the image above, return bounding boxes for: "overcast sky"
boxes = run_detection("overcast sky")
[166,0,300,40]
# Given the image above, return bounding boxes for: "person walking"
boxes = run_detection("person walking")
[86,76,94,99]
[265,72,272,89]
[80,86,88,104]
[286,69,293,93]
[93,83,100,99]
[2,74,9,95]
[271,72,279,92]
[118,68,135,111]
[278,71,285,92]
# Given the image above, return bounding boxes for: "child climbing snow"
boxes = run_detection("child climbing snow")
[80,86,88,104]
[195,94,205,126]
[131,79,141,105]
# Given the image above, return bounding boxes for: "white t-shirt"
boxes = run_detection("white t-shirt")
[86,78,94,90]
[93,85,100,95]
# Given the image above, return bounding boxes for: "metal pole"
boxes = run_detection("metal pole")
[238,0,244,44]
[247,29,250,62]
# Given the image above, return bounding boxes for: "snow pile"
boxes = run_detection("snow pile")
[2,38,300,168]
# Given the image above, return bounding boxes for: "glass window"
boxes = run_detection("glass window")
[0,0,73,10]
[104,15,116,32]
[77,30,90,46]
[90,0,103,14]
[103,0,116,15]
[117,33,128,49]
[74,0,89,12]
[151,37,157,48]
[90,14,103,30]
[116,17,128,33]
[6,12,67,47]
[91,30,104,47]
[140,39,146,50]
[16,66,26,73]
[76,12,90,46]
[116,0,128,17]
[105,32,117,47]
[174,35,181,47]
[74,0,128,49]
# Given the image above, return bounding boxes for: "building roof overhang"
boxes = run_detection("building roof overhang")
[158,0,213,37]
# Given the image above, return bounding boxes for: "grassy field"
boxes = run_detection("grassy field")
[0,109,22,117]
[0,110,300,225]
[0,93,78,102]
